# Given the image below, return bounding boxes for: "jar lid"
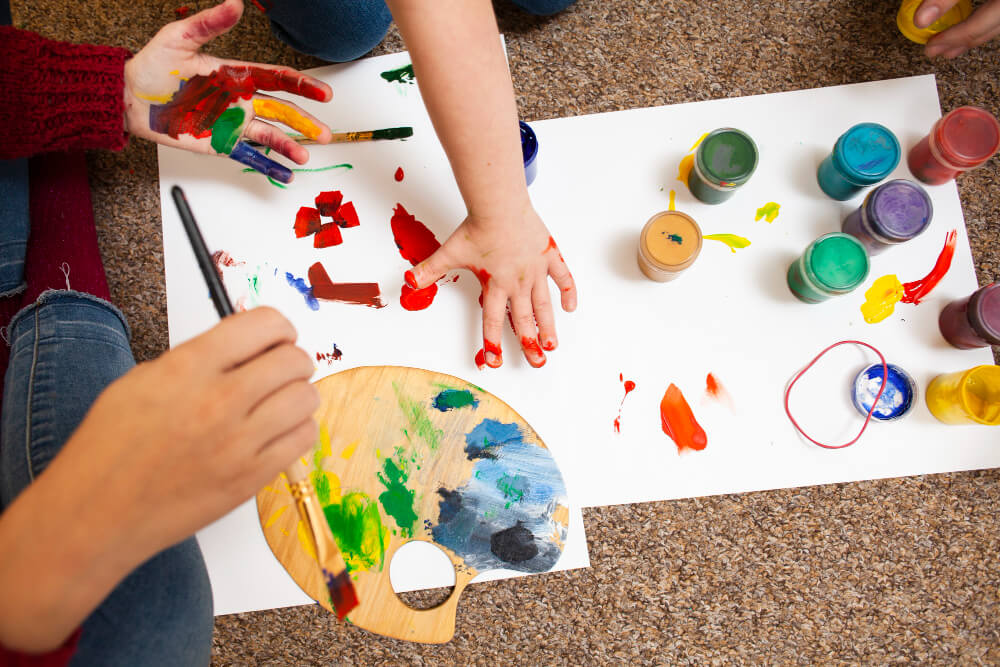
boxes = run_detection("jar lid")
[866,179,933,243]
[695,128,758,188]
[640,211,702,271]
[969,282,1000,344]
[833,123,901,185]
[936,106,1000,169]
[852,362,917,420]
[807,233,870,292]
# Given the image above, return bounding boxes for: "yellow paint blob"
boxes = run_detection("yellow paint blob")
[755,202,781,223]
[668,189,676,211]
[252,98,322,140]
[677,154,695,187]
[703,233,751,253]
[264,505,288,528]
[297,519,317,560]
[860,274,904,324]
[341,439,360,460]
[688,132,709,153]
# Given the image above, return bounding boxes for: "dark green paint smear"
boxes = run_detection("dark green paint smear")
[432,389,479,411]
[377,458,418,538]
[666,233,683,244]
[371,126,414,140]
[380,64,415,84]
[323,492,388,572]
[210,107,245,155]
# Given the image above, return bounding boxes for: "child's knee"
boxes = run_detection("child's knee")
[511,0,578,17]
[267,2,393,63]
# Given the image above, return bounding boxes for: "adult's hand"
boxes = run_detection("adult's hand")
[124,0,333,182]
[916,0,1000,57]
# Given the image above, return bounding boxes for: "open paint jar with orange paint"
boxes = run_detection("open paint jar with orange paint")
[637,210,703,281]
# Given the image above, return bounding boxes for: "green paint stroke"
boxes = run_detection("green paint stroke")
[393,384,443,451]
[432,389,479,412]
[704,233,751,253]
[666,233,683,245]
[496,474,527,503]
[755,202,781,223]
[377,457,417,538]
[380,63,415,84]
[241,162,354,189]
[210,107,245,155]
[323,492,389,572]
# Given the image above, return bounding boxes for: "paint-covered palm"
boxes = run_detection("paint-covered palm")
[123,0,333,183]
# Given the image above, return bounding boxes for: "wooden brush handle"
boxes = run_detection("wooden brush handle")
[285,458,310,485]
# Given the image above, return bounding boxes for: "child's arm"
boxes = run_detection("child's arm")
[387,0,577,369]
[917,0,1000,57]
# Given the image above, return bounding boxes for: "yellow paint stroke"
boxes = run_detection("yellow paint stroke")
[668,189,676,211]
[688,132,709,153]
[755,202,781,223]
[375,448,381,459]
[317,425,332,460]
[252,98,322,140]
[300,456,309,468]
[264,505,288,528]
[677,154,695,187]
[169,69,180,76]
[341,439,360,460]
[861,274,904,323]
[704,233,751,253]
[136,90,175,104]
[297,520,317,560]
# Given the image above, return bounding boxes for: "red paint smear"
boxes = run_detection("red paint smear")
[148,65,326,140]
[391,204,440,266]
[315,191,343,217]
[543,236,565,262]
[614,377,637,433]
[475,348,487,370]
[249,0,272,11]
[660,384,707,452]
[394,167,404,182]
[314,223,343,248]
[474,339,503,370]
[400,283,438,311]
[901,230,957,305]
[705,373,722,398]
[308,262,384,308]
[451,275,459,283]
[316,345,343,365]
[520,336,547,367]
[541,339,557,351]
[174,6,192,19]
[211,249,243,284]
[294,206,321,238]
[619,372,623,382]
[334,201,360,228]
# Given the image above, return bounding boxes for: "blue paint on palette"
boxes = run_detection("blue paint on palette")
[285,272,319,311]
[852,362,916,421]
[432,418,567,573]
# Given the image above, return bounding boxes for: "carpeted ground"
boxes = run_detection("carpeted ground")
[11,0,1000,663]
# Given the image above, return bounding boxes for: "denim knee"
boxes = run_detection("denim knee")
[266,0,393,62]
[509,0,578,16]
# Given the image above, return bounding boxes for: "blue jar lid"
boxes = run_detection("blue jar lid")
[519,121,538,186]
[833,123,901,186]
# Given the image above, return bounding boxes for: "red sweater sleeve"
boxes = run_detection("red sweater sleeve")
[0,26,131,159]
[0,629,80,667]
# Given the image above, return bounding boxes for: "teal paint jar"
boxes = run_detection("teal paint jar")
[817,123,900,200]
[787,233,870,303]
[688,128,759,205]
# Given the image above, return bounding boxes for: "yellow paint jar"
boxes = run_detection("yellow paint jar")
[637,210,702,282]
[897,0,972,44]
[925,365,1000,425]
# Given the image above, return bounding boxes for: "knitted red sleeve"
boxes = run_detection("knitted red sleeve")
[0,26,132,159]
[0,628,80,667]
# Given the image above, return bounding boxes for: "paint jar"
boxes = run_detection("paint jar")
[687,128,758,205]
[938,283,1000,349]
[637,210,702,282]
[907,106,1000,185]
[787,233,870,303]
[925,365,1000,425]
[841,179,933,255]
[851,363,917,421]
[897,0,972,44]
[817,123,901,200]
[519,121,538,186]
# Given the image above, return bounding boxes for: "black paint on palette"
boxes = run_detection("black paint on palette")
[490,522,539,563]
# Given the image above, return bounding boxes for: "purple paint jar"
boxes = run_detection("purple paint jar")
[841,179,932,255]
[938,283,1000,349]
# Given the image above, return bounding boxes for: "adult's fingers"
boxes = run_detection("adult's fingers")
[242,119,309,165]
[480,287,507,369]
[926,1,1000,55]
[510,294,546,368]
[168,0,244,52]
[548,251,578,312]
[225,343,315,415]
[228,141,294,183]
[914,0,963,28]
[531,279,558,353]
[244,379,320,452]
[252,418,319,487]
[186,307,298,371]
[251,95,331,143]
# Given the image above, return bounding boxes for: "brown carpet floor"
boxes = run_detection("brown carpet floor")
[11,0,1000,663]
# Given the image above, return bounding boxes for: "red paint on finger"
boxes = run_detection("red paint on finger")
[541,339,556,351]
[482,339,502,368]
[901,230,957,305]
[520,336,546,367]
[400,283,438,311]
[543,236,565,262]
[660,384,707,452]
[404,270,418,288]
[394,167,404,182]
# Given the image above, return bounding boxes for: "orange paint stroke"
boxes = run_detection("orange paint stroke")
[704,372,735,411]
[660,383,707,452]
[613,377,637,433]
[543,236,565,262]
[901,230,957,305]
[252,98,322,140]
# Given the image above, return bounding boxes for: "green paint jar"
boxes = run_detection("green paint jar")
[688,128,759,205]
[787,233,870,303]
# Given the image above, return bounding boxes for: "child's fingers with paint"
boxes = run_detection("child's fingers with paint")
[920,0,1000,57]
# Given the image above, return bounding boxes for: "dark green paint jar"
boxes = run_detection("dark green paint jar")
[688,128,759,205]
[787,233,870,303]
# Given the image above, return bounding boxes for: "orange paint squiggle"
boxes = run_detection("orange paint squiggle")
[660,384,707,452]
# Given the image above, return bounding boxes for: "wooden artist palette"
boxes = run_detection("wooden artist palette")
[255,366,570,643]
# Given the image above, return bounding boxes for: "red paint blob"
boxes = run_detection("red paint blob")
[624,380,636,394]
[614,376,637,433]
[313,223,343,248]
[705,373,721,398]
[315,191,343,217]
[901,230,957,305]
[660,384,707,452]
[394,167,404,182]
[308,262,384,308]
[541,339,557,352]
[333,201,360,228]
[294,206,321,238]
[400,283,438,311]
[390,204,440,266]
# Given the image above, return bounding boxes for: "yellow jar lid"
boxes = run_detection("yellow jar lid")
[897,0,972,44]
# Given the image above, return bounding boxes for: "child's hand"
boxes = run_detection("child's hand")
[917,0,1000,57]
[405,204,577,369]
[123,0,333,182]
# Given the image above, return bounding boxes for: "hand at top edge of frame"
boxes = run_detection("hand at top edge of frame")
[123,0,334,183]
[916,0,1000,58]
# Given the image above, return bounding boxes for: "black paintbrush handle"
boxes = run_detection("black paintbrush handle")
[171,186,234,319]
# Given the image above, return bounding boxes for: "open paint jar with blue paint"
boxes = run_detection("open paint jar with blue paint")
[520,121,539,186]
[852,363,917,421]
[817,123,901,200]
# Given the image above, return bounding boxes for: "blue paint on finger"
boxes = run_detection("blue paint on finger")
[229,141,293,184]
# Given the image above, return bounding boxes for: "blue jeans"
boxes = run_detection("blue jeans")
[0,292,213,665]
[267,0,578,62]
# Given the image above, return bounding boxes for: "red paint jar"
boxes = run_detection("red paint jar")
[908,106,1000,185]
[938,283,1000,349]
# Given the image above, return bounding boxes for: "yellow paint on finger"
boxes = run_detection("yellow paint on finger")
[341,439,360,460]
[861,274,904,323]
[668,189,676,211]
[704,233,751,253]
[169,69,180,76]
[136,91,175,104]
[264,505,288,528]
[252,98,322,140]
[755,202,781,223]
[297,520,318,560]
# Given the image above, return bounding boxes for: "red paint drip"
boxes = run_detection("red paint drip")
[901,230,957,305]
[308,262,384,308]
[520,336,547,367]
[390,204,440,266]
[315,191,343,217]
[294,206,322,238]
[394,167,404,182]
[400,283,438,311]
[314,223,343,248]
[614,376,636,433]
[659,384,707,452]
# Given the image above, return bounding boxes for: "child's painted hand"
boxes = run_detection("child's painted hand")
[123,0,333,182]
[405,203,577,369]
[917,0,1000,57]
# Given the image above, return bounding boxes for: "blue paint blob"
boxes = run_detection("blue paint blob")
[818,123,900,200]
[229,141,293,184]
[852,363,916,421]
[464,419,522,460]
[520,121,538,186]
[285,272,319,310]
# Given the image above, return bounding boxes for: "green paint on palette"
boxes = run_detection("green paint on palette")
[496,473,526,503]
[313,469,332,506]
[393,384,443,451]
[377,457,418,538]
[432,389,479,411]
[210,107,245,155]
[380,63,415,84]
[323,492,389,572]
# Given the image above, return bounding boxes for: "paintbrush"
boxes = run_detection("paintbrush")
[171,185,359,620]
[247,126,413,147]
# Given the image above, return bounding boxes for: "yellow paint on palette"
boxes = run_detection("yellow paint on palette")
[297,520,317,560]
[668,189,676,211]
[264,505,288,528]
[341,439,360,460]
[860,274,904,323]
[252,98,322,140]
[703,233,751,253]
[755,202,781,223]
